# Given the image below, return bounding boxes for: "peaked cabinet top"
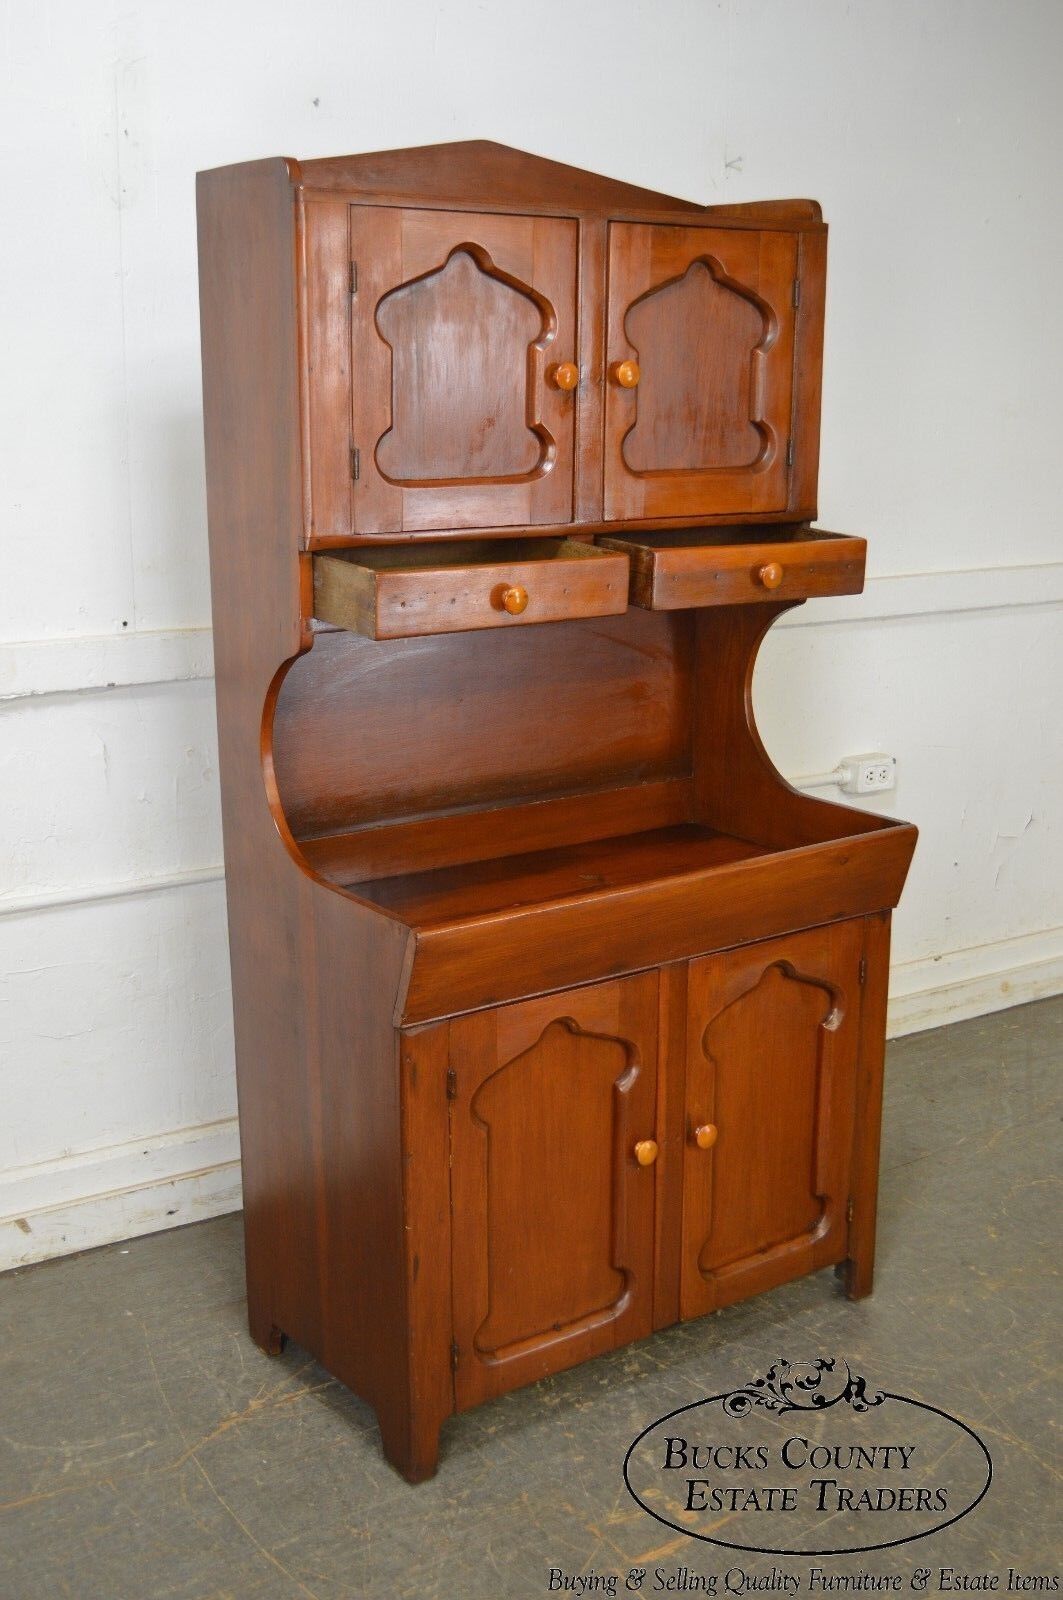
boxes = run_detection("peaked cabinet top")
[197,140,829,546]
[208,138,825,224]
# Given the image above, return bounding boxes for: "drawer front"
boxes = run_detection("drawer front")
[600,531,865,610]
[313,541,628,639]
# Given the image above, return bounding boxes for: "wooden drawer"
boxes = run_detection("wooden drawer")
[313,538,629,640]
[598,528,865,610]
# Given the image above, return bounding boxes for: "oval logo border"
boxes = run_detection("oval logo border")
[623,1380,993,1557]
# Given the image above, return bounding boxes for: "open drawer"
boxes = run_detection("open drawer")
[597,527,866,610]
[313,538,629,639]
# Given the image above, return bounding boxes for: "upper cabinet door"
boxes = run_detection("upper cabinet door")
[604,224,799,521]
[320,206,579,538]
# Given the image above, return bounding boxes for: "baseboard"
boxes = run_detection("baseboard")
[887,924,1063,1037]
[3,929,1060,1272]
[0,1119,242,1272]
[0,626,214,702]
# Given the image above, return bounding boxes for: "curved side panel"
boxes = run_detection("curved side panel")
[693,601,918,857]
[260,638,408,925]
[396,603,916,1025]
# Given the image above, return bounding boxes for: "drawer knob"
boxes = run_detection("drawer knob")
[612,359,641,389]
[693,1123,718,1150]
[501,584,529,616]
[633,1138,659,1167]
[757,561,784,589]
[549,362,580,392]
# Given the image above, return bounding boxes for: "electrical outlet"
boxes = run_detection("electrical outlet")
[840,753,896,795]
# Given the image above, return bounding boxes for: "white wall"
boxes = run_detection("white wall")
[2,0,1060,1269]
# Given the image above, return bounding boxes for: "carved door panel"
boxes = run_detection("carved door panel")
[449,974,658,1409]
[347,207,578,535]
[680,921,863,1319]
[603,223,799,521]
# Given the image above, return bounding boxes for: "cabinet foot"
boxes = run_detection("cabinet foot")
[248,1310,287,1356]
[376,1399,443,1484]
[837,1257,874,1301]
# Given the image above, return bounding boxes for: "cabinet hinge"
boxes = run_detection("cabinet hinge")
[349,260,358,295]
[792,277,801,308]
[859,956,867,985]
[786,437,794,470]
[350,446,360,482]
[846,1198,855,1225]
[446,1068,458,1100]
[450,1339,460,1370]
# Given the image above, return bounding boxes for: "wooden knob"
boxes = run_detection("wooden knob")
[634,1139,658,1167]
[549,362,579,391]
[693,1123,718,1150]
[612,359,641,389]
[501,584,529,615]
[757,562,784,590]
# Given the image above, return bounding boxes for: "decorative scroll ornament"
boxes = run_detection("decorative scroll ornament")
[722,1358,885,1418]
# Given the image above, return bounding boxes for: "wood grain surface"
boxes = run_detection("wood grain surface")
[198,140,913,1481]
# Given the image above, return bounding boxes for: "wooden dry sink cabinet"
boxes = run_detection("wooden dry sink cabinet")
[196,141,916,1482]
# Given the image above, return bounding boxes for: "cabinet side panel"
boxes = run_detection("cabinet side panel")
[198,163,414,1425]
[197,159,305,668]
[198,159,317,1347]
[309,887,421,1448]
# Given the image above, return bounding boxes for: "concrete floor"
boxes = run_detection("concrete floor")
[1,998,1060,1599]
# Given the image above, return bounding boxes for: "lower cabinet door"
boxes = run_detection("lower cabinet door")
[449,973,659,1409]
[680,920,863,1319]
